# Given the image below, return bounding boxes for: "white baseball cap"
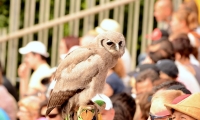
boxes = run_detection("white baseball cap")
[92,94,113,110]
[19,41,49,57]
[95,19,120,34]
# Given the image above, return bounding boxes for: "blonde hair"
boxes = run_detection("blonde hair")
[150,90,184,114]
[18,96,41,116]
[112,58,126,78]
[174,8,199,30]
[181,0,198,15]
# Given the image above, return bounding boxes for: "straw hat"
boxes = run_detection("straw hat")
[165,93,200,119]
[95,19,120,34]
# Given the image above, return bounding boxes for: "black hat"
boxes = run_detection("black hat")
[128,64,160,77]
[156,59,179,78]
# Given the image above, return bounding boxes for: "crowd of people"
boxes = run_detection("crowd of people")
[0,0,200,120]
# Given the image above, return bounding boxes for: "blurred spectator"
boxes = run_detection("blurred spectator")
[0,65,2,84]
[149,90,184,120]
[0,61,18,101]
[0,108,9,120]
[154,80,191,94]
[103,58,126,97]
[59,36,79,59]
[112,59,126,79]
[171,35,200,92]
[180,0,200,34]
[172,33,199,66]
[92,94,115,120]
[111,93,136,120]
[95,18,132,74]
[0,80,17,120]
[103,69,125,97]
[18,41,50,98]
[129,63,159,78]
[137,92,152,120]
[129,64,159,96]
[154,0,173,31]
[135,69,159,95]
[17,96,42,120]
[170,7,200,48]
[40,99,62,120]
[146,28,169,41]
[165,93,200,120]
[143,38,175,64]
[156,59,179,81]
[79,30,98,47]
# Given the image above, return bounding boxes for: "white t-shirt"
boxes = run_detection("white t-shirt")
[121,48,132,73]
[176,61,200,93]
[29,63,50,91]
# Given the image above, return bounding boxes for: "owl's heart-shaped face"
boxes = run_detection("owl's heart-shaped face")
[101,37,125,57]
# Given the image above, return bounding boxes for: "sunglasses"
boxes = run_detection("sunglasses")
[149,113,172,120]
[41,113,58,118]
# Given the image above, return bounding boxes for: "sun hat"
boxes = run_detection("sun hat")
[150,90,184,117]
[19,41,49,57]
[92,94,113,110]
[95,19,120,34]
[165,93,200,119]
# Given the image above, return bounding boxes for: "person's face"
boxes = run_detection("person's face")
[101,109,115,120]
[59,39,68,55]
[170,15,184,34]
[24,52,37,68]
[172,111,196,120]
[136,78,153,95]
[154,4,166,22]
[154,2,171,22]
[17,106,37,120]
[41,106,62,120]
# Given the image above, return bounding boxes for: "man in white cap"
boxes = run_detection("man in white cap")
[18,41,50,97]
[92,94,115,120]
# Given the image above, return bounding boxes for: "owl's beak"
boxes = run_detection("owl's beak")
[115,44,119,51]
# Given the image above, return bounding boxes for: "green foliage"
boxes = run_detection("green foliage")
[0,0,10,28]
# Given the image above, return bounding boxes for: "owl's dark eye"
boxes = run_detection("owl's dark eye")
[107,41,113,46]
[119,41,123,46]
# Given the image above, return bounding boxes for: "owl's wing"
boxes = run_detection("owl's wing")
[46,47,102,115]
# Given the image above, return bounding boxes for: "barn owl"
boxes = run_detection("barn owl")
[46,31,125,119]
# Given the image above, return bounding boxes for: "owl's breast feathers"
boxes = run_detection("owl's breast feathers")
[47,47,112,115]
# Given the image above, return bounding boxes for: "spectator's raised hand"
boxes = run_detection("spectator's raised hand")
[18,63,29,79]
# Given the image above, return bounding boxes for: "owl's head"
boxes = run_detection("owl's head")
[97,31,126,57]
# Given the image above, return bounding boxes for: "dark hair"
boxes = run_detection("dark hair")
[111,93,136,120]
[171,34,193,59]
[0,61,2,85]
[149,39,175,63]
[136,69,160,83]
[32,52,47,61]
[62,36,79,50]
[137,92,153,120]
[153,80,191,94]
